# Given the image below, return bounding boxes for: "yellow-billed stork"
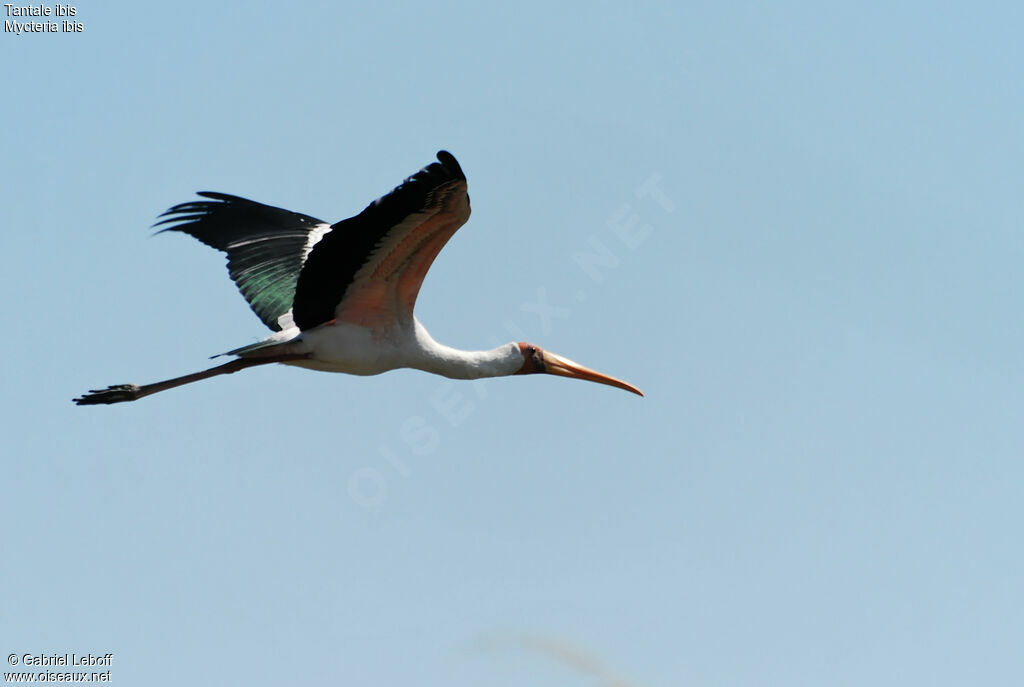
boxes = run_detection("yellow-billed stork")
[74,151,642,405]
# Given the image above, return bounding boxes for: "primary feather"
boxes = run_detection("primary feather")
[154,192,330,331]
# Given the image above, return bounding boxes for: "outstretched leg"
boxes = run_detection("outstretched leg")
[73,353,310,405]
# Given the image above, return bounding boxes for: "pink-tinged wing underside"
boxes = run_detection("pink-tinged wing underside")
[334,180,470,331]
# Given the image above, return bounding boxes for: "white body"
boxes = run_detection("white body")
[267,319,523,380]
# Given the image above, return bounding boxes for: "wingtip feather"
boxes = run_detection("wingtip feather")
[435,150,465,180]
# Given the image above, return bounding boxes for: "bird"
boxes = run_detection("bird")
[74,151,642,405]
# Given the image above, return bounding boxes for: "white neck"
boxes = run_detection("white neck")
[409,321,522,380]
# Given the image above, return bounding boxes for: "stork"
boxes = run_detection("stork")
[74,151,642,405]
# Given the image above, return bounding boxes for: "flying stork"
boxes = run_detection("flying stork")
[74,151,642,405]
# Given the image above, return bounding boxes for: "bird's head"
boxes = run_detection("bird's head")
[514,342,643,396]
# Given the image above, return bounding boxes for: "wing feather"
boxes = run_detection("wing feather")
[292,151,470,331]
[155,192,329,331]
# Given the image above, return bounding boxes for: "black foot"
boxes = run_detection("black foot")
[74,384,142,405]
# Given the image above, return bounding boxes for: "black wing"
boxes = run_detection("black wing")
[155,192,329,331]
[292,151,470,331]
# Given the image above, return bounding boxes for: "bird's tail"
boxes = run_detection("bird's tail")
[212,327,304,358]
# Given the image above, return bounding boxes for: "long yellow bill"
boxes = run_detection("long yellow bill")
[542,351,644,396]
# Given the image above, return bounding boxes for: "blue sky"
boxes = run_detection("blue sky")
[3,2,1023,685]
